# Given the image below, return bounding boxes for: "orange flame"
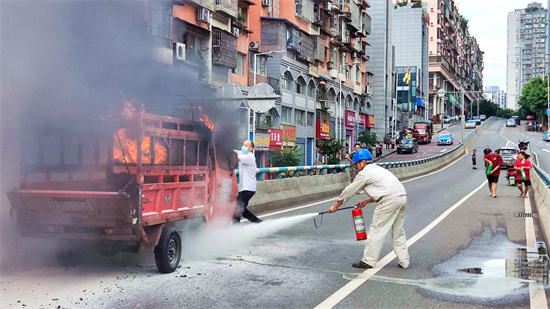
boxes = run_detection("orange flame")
[113,130,167,165]
[197,106,215,130]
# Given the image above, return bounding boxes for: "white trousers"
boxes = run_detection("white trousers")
[362,195,410,268]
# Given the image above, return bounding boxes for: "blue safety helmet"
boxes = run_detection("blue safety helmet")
[352,149,373,163]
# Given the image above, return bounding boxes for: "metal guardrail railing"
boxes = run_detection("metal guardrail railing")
[532,154,550,186]
[236,117,491,182]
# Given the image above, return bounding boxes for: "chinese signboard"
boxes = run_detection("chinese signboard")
[345,110,356,127]
[366,114,375,128]
[254,133,270,151]
[316,121,331,140]
[280,125,297,142]
[268,129,283,150]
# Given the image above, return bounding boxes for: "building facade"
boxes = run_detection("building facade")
[507,2,548,110]
[484,86,507,109]
[393,2,430,130]
[425,0,484,123]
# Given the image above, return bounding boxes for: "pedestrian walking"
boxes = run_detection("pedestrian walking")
[375,142,382,159]
[471,148,477,169]
[327,149,410,269]
[345,143,362,182]
[514,152,533,198]
[233,140,262,224]
[384,135,390,149]
[482,145,492,168]
[483,149,503,198]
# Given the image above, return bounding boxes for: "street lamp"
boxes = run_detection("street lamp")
[338,62,361,141]
[250,50,286,144]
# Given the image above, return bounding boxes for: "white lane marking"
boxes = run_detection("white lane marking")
[524,193,549,309]
[440,148,447,153]
[542,149,550,153]
[314,180,488,309]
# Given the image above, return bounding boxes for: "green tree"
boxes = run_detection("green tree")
[356,131,378,154]
[497,108,515,119]
[471,99,499,117]
[268,146,302,167]
[317,136,345,165]
[517,76,548,119]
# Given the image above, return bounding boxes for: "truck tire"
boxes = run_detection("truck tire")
[154,226,181,273]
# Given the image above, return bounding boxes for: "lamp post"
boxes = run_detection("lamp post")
[338,62,361,141]
[250,50,285,144]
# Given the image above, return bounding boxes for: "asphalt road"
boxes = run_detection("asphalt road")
[1,119,548,308]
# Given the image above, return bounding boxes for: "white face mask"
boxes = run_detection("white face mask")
[241,145,249,154]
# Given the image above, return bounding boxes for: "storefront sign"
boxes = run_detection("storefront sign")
[345,111,356,127]
[268,129,283,150]
[360,115,366,125]
[280,125,297,142]
[254,133,270,151]
[316,121,331,140]
[366,114,375,128]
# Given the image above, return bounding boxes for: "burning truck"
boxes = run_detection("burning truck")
[7,102,238,273]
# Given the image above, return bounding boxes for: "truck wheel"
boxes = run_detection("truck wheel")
[58,248,82,267]
[154,226,181,273]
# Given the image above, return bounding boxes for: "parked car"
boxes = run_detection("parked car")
[497,146,519,169]
[397,138,419,154]
[443,115,452,123]
[437,133,453,145]
[525,121,535,131]
[526,115,535,120]
[511,116,521,125]
[472,116,482,125]
[465,120,477,129]
[479,115,487,121]
[506,119,516,127]
[543,130,550,142]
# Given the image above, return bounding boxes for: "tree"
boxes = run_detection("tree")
[517,76,548,119]
[268,146,302,167]
[356,131,378,154]
[470,99,499,117]
[497,108,515,119]
[317,136,345,165]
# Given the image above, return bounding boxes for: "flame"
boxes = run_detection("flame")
[113,129,167,165]
[197,106,215,130]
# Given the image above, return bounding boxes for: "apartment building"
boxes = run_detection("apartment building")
[424,0,484,123]
[393,1,430,130]
[507,2,548,110]
[484,86,507,110]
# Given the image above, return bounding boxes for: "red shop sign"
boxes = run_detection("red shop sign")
[345,110,356,127]
[268,129,283,149]
[366,114,375,128]
[316,121,331,140]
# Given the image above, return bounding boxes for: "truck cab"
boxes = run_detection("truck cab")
[412,121,433,144]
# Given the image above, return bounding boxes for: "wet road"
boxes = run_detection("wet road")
[1,119,549,308]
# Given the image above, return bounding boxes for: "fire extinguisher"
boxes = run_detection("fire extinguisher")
[352,206,367,241]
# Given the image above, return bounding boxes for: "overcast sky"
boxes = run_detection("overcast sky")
[455,0,548,92]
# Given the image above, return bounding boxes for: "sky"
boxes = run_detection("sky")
[455,0,548,91]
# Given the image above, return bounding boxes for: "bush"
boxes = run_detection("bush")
[317,135,345,165]
[268,146,302,167]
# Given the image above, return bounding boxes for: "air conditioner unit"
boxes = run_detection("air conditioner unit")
[250,41,259,50]
[322,101,331,109]
[327,61,334,70]
[175,42,186,61]
[232,27,240,37]
[345,101,350,109]
[262,0,272,7]
[325,2,332,11]
[197,8,211,23]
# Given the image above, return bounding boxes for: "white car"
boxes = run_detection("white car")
[465,120,476,129]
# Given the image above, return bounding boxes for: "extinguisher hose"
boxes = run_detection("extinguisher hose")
[314,206,355,228]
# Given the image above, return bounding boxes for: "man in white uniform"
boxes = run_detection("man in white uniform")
[328,149,410,269]
[233,140,262,224]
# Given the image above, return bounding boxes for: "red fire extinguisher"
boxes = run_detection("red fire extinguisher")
[352,206,367,241]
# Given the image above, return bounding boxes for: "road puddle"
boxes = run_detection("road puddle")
[344,228,549,305]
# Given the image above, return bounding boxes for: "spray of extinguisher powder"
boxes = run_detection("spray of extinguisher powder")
[352,206,367,241]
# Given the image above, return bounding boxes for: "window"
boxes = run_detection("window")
[307,80,316,97]
[296,76,306,94]
[356,65,361,82]
[282,106,293,124]
[307,112,314,127]
[339,52,345,74]
[249,54,266,76]
[295,109,305,126]
[233,53,245,76]
[281,71,294,91]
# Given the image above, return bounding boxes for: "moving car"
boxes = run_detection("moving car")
[479,115,487,121]
[526,115,535,120]
[437,132,453,145]
[506,119,516,127]
[443,115,452,123]
[543,130,550,142]
[497,146,519,169]
[511,116,520,125]
[465,120,476,129]
[525,121,535,131]
[472,116,482,125]
[397,138,419,154]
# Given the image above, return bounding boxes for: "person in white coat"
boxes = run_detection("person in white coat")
[233,140,262,223]
[327,149,410,269]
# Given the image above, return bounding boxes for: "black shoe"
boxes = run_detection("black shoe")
[352,261,373,269]
[253,219,263,224]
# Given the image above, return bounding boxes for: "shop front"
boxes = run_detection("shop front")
[316,120,331,164]
[345,110,356,152]
[281,124,297,151]
[254,133,270,170]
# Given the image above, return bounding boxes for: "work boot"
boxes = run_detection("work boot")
[352,261,373,269]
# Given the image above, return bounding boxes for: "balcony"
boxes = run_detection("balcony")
[286,28,302,53]
[314,36,326,62]
[212,29,237,68]
[214,0,237,18]
[347,1,361,31]
[361,13,371,36]
[185,0,215,10]
[295,0,314,23]
[297,34,314,63]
